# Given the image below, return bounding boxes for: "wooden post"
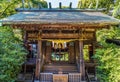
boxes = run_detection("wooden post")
[59,2,62,9]
[69,2,72,9]
[68,42,75,64]
[46,42,52,63]
[23,31,27,44]
[35,36,42,80]
[49,2,52,9]
[79,40,85,80]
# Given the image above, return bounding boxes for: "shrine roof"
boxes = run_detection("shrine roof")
[0,9,120,27]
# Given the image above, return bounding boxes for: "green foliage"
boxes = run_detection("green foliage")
[94,27,120,82]
[77,0,114,11]
[29,0,48,8]
[94,44,120,82]
[0,0,21,18]
[113,1,120,19]
[0,26,27,82]
[0,0,47,81]
[0,0,48,18]
[83,45,89,61]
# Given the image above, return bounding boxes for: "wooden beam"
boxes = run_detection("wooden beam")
[27,33,95,39]
[79,40,85,80]
[42,33,79,39]
[11,24,109,30]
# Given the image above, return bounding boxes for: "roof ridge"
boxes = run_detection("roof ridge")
[15,8,106,12]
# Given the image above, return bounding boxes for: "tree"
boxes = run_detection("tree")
[77,2,120,81]
[77,0,114,11]
[0,26,27,82]
[94,27,120,82]
[29,0,48,8]
[0,0,21,18]
[0,0,48,18]
[0,0,48,81]
[113,1,120,19]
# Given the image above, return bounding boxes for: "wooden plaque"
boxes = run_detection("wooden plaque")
[53,74,68,82]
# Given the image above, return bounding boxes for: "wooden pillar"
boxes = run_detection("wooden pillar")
[35,38,42,80]
[42,41,46,61]
[74,41,76,63]
[75,40,80,72]
[23,31,28,44]
[68,42,75,64]
[45,41,52,63]
[79,40,85,80]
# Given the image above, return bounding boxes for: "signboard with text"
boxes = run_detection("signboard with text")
[53,74,68,82]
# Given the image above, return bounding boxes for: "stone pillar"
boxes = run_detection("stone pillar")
[35,39,42,80]
[79,40,85,80]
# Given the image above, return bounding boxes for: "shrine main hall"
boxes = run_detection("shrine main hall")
[1,7,119,82]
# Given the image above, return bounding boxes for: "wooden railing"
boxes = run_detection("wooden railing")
[40,73,53,82]
[69,73,81,82]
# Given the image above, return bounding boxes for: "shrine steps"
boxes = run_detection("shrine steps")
[42,64,78,74]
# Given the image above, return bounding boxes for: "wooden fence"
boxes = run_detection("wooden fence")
[40,73,81,82]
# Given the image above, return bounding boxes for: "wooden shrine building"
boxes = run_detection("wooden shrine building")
[1,7,119,82]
